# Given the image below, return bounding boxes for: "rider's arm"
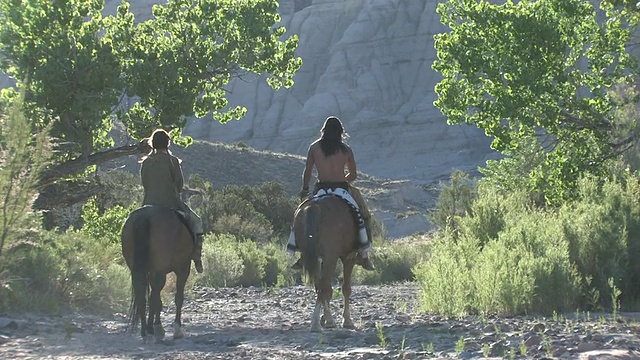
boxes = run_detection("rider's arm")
[302,145,315,191]
[345,147,357,183]
[171,156,184,193]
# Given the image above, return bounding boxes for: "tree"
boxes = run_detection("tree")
[0,89,51,257]
[0,0,301,208]
[433,0,636,203]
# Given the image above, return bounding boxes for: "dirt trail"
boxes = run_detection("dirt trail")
[2,283,640,359]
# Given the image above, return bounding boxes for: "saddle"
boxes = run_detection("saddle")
[304,191,363,225]
[141,205,196,241]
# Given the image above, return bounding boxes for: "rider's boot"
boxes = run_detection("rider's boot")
[291,256,303,270]
[286,230,303,269]
[193,234,204,273]
[355,219,375,271]
[355,247,375,271]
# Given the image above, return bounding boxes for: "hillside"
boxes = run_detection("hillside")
[180,0,500,183]
[113,138,438,239]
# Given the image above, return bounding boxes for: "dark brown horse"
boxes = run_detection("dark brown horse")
[121,205,193,342]
[293,195,359,332]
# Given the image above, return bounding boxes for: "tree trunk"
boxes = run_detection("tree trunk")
[33,139,150,211]
[37,139,150,190]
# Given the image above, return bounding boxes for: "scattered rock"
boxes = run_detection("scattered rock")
[2,284,640,360]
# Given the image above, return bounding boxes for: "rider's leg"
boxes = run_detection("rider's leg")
[184,203,204,273]
[287,201,309,270]
[349,186,375,271]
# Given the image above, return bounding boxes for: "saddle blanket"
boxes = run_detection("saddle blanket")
[314,187,360,210]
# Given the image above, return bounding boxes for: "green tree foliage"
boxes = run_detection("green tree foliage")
[0,0,122,158]
[0,90,51,258]
[112,0,302,140]
[80,198,136,246]
[0,0,301,204]
[433,0,636,203]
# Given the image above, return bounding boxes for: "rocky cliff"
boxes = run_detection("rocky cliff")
[178,0,499,183]
[2,0,501,237]
[0,0,497,184]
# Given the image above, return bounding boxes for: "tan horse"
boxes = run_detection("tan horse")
[121,205,194,342]
[293,195,359,332]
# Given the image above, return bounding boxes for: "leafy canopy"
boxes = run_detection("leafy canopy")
[0,0,301,165]
[433,0,636,203]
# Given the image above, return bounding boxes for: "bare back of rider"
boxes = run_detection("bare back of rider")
[292,139,374,270]
[305,139,357,187]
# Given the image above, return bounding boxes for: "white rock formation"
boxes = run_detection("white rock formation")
[181,0,499,183]
[2,0,501,237]
[1,0,496,184]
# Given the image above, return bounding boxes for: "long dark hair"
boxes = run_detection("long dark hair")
[319,116,348,157]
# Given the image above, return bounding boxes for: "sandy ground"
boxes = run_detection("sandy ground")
[2,283,640,359]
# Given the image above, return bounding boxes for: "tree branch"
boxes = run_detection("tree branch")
[37,139,150,189]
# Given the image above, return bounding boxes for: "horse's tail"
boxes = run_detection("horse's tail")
[128,212,151,332]
[302,203,320,284]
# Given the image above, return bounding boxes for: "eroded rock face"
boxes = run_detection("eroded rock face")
[1,0,497,184]
[183,0,498,183]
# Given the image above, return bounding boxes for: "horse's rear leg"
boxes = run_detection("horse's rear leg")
[341,259,356,329]
[138,306,147,340]
[311,300,323,332]
[173,265,190,339]
[320,259,337,330]
[132,273,149,340]
[150,273,166,343]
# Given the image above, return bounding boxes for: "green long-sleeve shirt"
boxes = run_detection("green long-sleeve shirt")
[140,152,184,210]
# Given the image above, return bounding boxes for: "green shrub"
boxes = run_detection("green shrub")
[558,174,640,309]
[193,234,293,288]
[470,214,581,315]
[242,182,298,237]
[0,228,128,314]
[0,90,51,257]
[187,176,296,242]
[353,237,432,285]
[93,170,142,210]
[261,242,299,287]
[237,240,268,287]
[414,233,476,317]
[213,213,273,243]
[430,170,477,234]
[369,214,387,242]
[415,172,640,316]
[81,198,136,245]
[192,234,245,287]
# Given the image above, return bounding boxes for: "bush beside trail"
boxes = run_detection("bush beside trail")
[0,171,420,314]
[415,171,640,317]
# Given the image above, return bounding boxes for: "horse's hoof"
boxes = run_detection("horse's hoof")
[343,321,356,330]
[173,324,185,339]
[153,325,165,342]
[310,325,323,333]
[320,314,336,328]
